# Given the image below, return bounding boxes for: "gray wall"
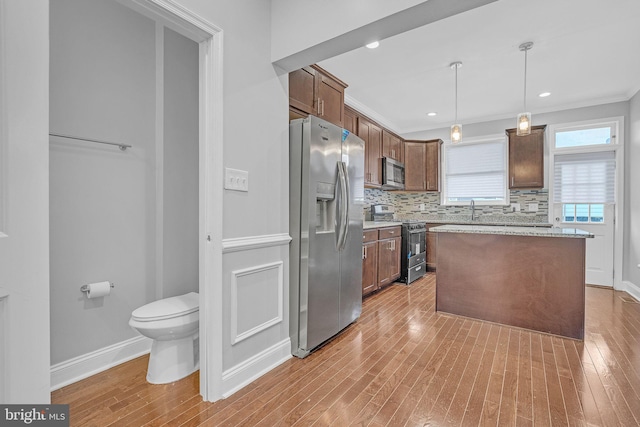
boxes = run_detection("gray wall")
[50,0,198,364]
[162,28,199,299]
[627,90,640,287]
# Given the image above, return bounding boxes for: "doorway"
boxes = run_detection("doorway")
[549,119,624,288]
[49,0,224,402]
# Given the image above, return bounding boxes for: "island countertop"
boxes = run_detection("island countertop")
[430,224,593,238]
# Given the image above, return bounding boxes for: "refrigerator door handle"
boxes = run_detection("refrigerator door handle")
[335,161,349,251]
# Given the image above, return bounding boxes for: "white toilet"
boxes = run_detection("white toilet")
[129,292,200,384]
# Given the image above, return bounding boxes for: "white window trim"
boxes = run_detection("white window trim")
[440,134,510,206]
[548,116,625,290]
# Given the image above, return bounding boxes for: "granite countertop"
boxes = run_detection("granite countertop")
[363,221,403,230]
[430,224,594,238]
[418,218,553,227]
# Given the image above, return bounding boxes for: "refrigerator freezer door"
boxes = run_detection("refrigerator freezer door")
[300,117,343,353]
[339,130,364,329]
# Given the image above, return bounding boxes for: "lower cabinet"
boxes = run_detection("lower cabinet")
[362,226,401,297]
[362,230,379,296]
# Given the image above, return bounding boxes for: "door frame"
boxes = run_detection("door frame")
[547,116,625,290]
[119,0,224,402]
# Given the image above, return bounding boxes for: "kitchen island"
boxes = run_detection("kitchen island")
[432,224,593,339]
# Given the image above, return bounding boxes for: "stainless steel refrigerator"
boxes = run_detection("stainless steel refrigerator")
[289,115,364,358]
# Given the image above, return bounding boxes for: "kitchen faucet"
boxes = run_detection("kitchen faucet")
[470,199,477,221]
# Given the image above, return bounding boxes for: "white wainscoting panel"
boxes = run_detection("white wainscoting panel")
[221,338,291,398]
[231,261,283,345]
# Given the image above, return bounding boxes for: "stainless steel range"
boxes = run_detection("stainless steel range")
[371,205,427,284]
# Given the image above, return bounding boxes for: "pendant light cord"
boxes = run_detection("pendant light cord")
[454,64,458,123]
[523,47,528,112]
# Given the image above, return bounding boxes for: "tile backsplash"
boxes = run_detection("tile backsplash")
[364,188,549,224]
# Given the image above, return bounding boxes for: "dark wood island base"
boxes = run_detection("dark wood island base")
[436,231,587,340]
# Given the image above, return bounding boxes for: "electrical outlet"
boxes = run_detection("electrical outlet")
[510,203,521,212]
[528,203,539,212]
[224,168,249,192]
[420,203,426,211]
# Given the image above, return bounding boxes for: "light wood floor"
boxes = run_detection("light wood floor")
[52,273,640,426]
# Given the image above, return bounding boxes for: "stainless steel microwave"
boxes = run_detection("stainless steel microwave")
[381,157,405,190]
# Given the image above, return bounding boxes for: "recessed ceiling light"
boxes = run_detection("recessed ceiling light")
[427,112,437,116]
[365,41,380,49]
[539,92,551,97]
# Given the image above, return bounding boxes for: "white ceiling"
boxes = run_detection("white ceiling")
[318,0,640,136]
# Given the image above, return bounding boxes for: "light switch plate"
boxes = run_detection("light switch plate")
[528,203,539,212]
[420,203,426,211]
[510,203,521,212]
[225,168,249,192]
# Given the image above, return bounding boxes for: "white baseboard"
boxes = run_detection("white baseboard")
[50,335,152,391]
[221,338,291,398]
[621,280,640,302]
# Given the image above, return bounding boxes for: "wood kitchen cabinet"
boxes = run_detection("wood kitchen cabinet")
[382,129,403,162]
[377,227,401,289]
[344,105,358,135]
[507,125,546,189]
[358,117,383,187]
[362,230,378,297]
[404,139,442,191]
[288,64,347,128]
[362,226,401,297]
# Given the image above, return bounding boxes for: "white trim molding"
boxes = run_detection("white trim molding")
[50,335,152,391]
[621,281,640,302]
[120,0,225,402]
[222,233,292,253]
[0,292,7,402]
[230,261,284,345]
[221,338,291,398]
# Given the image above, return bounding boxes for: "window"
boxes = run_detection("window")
[562,204,604,223]
[442,137,508,205]
[555,123,615,148]
[553,151,615,204]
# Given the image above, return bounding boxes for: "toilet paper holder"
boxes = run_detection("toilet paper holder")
[80,282,115,293]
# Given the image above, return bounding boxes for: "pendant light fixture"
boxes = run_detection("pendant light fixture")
[517,42,533,136]
[450,61,462,143]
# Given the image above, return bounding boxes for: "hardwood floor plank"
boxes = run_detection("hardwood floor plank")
[50,276,640,427]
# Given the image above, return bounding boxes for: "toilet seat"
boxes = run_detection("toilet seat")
[131,292,199,322]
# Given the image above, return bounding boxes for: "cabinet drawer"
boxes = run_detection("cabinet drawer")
[363,229,378,243]
[378,226,401,240]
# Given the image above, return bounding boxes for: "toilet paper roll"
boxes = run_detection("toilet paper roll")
[86,281,111,299]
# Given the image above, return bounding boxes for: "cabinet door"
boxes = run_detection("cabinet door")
[289,67,316,115]
[425,140,441,191]
[404,142,426,190]
[389,236,402,281]
[377,237,400,287]
[316,73,345,127]
[382,130,402,162]
[344,106,358,134]
[507,125,546,189]
[362,241,378,296]
[359,117,382,187]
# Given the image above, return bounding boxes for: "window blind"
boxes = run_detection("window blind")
[553,151,615,203]
[445,140,506,200]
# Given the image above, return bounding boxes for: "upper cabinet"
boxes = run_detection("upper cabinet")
[404,139,442,191]
[344,105,358,135]
[358,116,383,188]
[506,125,546,189]
[382,129,403,163]
[288,65,347,128]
